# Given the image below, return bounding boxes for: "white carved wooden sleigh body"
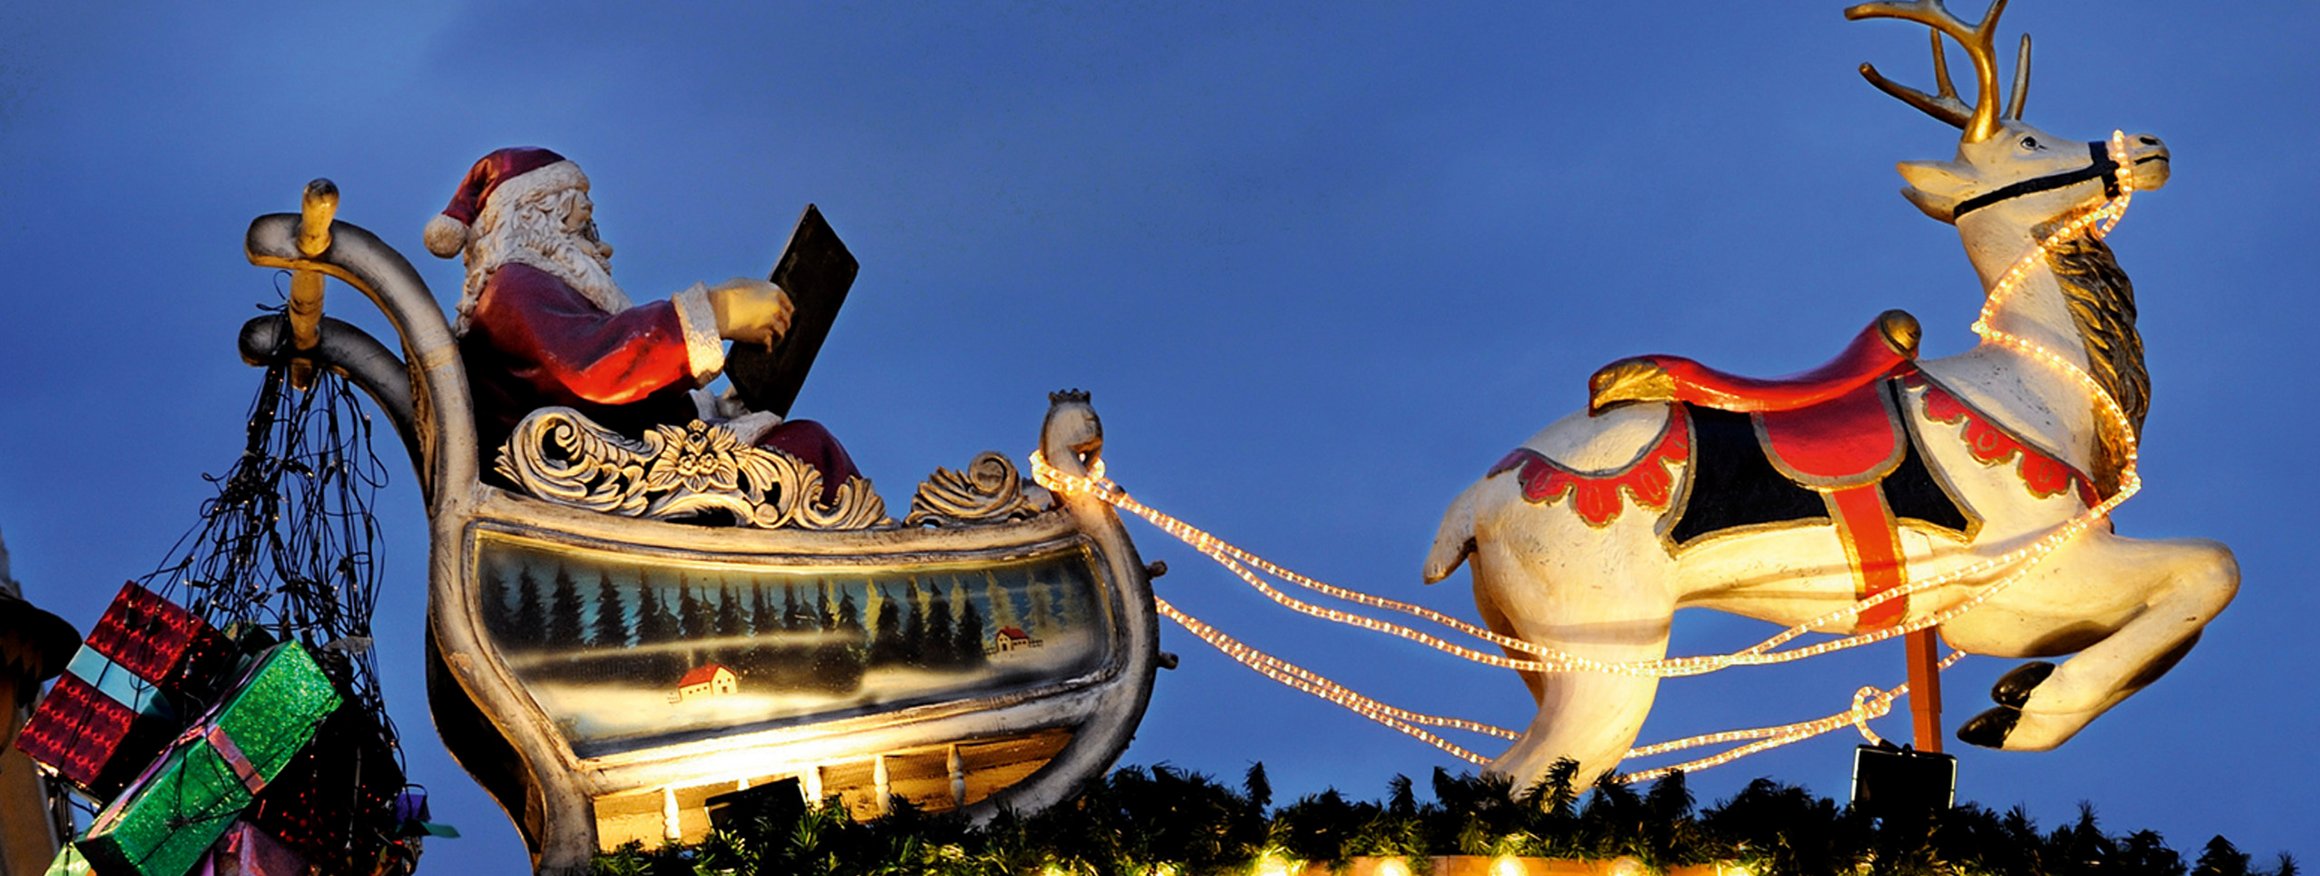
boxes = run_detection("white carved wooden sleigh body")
[239,190,1158,873]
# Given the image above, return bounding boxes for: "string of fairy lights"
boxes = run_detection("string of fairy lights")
[1033,132,2143,778]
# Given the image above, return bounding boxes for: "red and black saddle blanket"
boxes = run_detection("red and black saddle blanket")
[1496,304,2111,631]
[1668,376,1968,627]
[1492,375,1974,629]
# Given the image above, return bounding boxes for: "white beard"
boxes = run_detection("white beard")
[453,187,632,334]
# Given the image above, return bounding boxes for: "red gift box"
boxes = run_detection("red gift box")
[196,821,311,876]
[14,581,232,800]
[246,701,406,874]
[11,674,178,801]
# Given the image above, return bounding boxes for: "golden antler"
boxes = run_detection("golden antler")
[1846,0,2030,143]
[2004,33,2031,121]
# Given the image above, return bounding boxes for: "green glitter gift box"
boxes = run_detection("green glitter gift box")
[75,642,341,876]
[41,845,90,876]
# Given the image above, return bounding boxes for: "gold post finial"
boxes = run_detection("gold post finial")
[287,178,338,388]
[297,178,338,257]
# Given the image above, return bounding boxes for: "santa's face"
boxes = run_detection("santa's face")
[455,182,635,330]
[560,193,615,269]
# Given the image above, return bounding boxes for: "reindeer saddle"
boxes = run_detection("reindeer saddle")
[1587,310,1970,628]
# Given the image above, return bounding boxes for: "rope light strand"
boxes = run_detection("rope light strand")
[1160,574,1967,782]
[1621,650,1965,783]
[1045,133,2141,776]
[1039,451,2101,677]
[1154,597,1503,765]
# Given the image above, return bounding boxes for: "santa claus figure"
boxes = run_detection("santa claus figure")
[423,147,859,497]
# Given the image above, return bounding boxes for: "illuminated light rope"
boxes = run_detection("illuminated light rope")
[1037,446,2099,678]
[1621,650,1966,783]
[1161,579,1967,777]
[1155,596,1501,766]
[1037,132,2141,770]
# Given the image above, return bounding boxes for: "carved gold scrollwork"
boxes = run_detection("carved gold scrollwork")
[906,451,1049,527]
[495,408,889,529]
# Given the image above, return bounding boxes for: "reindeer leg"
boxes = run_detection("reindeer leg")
[1459,460,1678,790]
[1489,633,1671,788]
[1474,582,1546,705]
[1945,534,2237,750]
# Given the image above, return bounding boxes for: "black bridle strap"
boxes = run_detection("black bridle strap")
[1952,141,2122,219]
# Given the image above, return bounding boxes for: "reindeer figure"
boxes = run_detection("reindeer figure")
[1423,0,2234,788]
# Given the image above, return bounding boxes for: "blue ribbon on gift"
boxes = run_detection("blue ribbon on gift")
[65,646,176,721]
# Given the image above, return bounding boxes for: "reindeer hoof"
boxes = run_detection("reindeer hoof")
[1990,661,2055,708]
[1957,706,2020,749]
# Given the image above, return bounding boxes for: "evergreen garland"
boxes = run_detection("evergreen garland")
[592,763,2297,876]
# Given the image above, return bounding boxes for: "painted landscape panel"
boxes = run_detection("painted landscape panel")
[471,534,1117,758]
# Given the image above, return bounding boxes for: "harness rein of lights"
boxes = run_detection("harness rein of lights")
[1032,132,2144,780]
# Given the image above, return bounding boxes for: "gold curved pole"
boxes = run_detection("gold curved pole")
[287,178,338,389]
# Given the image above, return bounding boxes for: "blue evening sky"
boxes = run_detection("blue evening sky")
[2,3,2312,870]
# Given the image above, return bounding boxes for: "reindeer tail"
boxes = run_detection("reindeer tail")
[1423,478,1488,584]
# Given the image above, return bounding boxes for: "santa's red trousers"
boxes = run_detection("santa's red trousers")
[756,419,862,503]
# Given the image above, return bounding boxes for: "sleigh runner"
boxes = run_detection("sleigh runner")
[241,188,1158,868]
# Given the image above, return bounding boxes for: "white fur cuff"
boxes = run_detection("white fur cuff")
[673,282,725,383]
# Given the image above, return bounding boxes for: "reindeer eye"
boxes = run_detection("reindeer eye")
[2018,136,2041,150]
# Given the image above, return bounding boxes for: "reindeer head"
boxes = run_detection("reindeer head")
[1848,0,2170,227]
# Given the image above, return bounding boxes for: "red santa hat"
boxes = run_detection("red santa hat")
[423,146,588,258]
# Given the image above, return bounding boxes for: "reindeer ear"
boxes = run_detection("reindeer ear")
[1895,160,1969,223]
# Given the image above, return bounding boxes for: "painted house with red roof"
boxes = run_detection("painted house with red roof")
[988,626,1042,656]
[669,663,739,704]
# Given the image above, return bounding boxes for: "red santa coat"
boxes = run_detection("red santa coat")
[462,262,703,456]
[461,262,859,496]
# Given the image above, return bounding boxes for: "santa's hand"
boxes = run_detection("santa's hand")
[707,278,794,347]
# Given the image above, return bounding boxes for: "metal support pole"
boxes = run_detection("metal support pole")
[1905,627,1943,752]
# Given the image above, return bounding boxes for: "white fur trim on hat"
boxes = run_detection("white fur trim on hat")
[476,160,589,229]
[423,212,470,258]
[433,159,590,259]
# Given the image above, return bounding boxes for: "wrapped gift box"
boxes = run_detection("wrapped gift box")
[77,642,340,876]
[195,821,310,876]
[14,674,179,802]
[15,582,232,800]
[42,845,91,876]
[246,703,405,874]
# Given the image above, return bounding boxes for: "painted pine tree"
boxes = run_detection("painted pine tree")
[925,579,956,669]
[742,582,777,682]
[547,566,586,673]
[1026,574,1059,640]
[677,576,710,671]
[636,582,681,681]
[901,578,929,668]
[714,581,746,667]
[590,571,627,650]
[512,565,546,651]
[481,565,513,638]
[809,582,863,692]
[983,570,1021,635]
[954,592,988,669]
[868,584,905,668]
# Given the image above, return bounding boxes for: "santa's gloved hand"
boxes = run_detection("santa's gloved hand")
[707,278,794,347]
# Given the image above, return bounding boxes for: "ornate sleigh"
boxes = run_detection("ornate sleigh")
[237,182,1160,872]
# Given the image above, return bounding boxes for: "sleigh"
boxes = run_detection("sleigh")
[237,182,1160,870]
